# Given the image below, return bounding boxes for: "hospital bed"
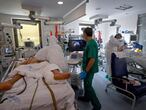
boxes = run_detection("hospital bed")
[0,59,75,110]
[124,50,146,79]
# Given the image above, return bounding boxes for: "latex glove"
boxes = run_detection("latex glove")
[79,71,87,80]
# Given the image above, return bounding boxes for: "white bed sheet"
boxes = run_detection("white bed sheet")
[0,77,75,110]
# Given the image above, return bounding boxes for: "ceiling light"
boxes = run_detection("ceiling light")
[57,1,63,5]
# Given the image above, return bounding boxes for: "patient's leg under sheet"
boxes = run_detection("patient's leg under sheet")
[0,78,75,110]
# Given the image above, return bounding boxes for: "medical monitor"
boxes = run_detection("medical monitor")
[130,35,137,42]
[4,47,14,57]
[68,40,86,52]
[24,41,34,48]
[5,47,13,54]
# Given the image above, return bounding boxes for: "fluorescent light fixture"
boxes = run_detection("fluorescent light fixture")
[90,14,108,20]
[57,1,63,5]
[44,20,63,25]
[115,4,133,10]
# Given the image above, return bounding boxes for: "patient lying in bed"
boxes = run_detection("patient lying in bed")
[0,57,71,91]
[0,57,75,110]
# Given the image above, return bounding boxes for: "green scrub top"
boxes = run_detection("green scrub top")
[82,39,99,73]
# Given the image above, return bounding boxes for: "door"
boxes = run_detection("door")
[13,19,42,48]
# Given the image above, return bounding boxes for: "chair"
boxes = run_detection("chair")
[105,53,146,109]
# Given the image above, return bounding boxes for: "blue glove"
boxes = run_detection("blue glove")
[79,71,87,80]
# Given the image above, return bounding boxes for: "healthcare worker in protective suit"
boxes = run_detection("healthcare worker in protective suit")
[105,33,125,76]
[35,36,69,72]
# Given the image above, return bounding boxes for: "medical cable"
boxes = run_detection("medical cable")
[0,77,27,104]
[42,77,58,110]
[17,77,27,95]
[29,79,39,110]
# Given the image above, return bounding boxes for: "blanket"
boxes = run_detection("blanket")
[9,61,65,85]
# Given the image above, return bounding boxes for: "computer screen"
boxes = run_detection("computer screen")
[24,41,34,48]
[68,40,86,52]
[5,47,13,54]
[130,35,137,41]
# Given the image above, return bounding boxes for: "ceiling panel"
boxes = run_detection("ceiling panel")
[21,0,85,17]
[0,0,146,21]
[0,0,29,16]
[82,0,146,21]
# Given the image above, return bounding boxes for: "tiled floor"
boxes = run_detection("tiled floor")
[76,71,146,110]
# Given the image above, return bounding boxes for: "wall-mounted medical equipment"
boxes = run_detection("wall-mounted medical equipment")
[24,41,34,48]
[95,18,117,26]
[0,22,22,71]
[1,46,14,57]
[130,35,137,42]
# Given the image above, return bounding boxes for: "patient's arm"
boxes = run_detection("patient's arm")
[20,57,40,65]
[52,69,71,80]
[0,73,23,91]
[0,70,70,91]
[0,57,38,91]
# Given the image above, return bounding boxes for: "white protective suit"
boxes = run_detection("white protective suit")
[105,35,124,75]
[35,36,68,71]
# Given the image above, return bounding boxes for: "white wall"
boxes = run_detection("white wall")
[115,14,138,34]
[64,20,80,35]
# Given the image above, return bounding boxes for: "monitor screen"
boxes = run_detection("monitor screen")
[24,41,34,48]
[5,47,13,54]
[130,35,137,41]
[68,40,86,52]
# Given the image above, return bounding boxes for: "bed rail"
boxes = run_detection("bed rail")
[1,57,17,82]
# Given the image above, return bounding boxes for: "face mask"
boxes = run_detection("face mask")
[117,38,124,42]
